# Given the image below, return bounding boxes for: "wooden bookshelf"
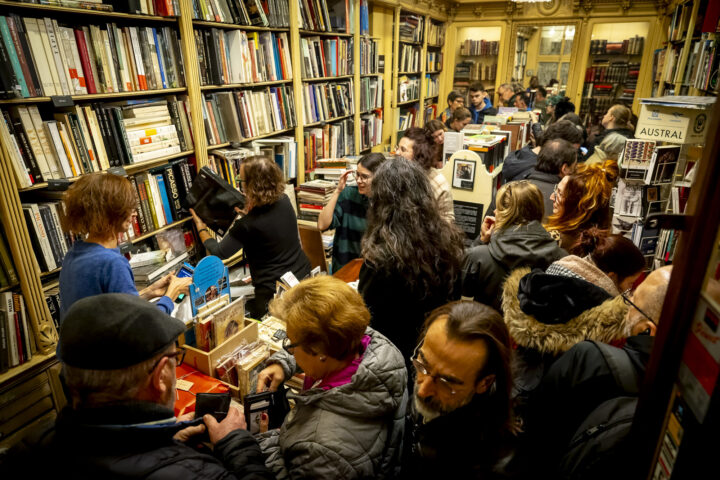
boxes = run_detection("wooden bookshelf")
[0,352,55,387]
[131,216,193,244]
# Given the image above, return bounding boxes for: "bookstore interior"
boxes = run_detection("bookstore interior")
[0,0,718,477]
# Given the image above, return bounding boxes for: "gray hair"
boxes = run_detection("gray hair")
[598,133,628,159]
[62,346,172,408]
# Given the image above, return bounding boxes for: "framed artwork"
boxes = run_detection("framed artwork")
[453,159,476,190]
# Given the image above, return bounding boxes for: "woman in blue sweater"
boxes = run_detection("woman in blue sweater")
[59,173,190,321]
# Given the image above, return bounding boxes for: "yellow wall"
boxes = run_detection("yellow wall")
[590,22,650,41]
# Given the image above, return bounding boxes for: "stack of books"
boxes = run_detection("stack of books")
[304,119,354,169]
[202,86,296,144]
[313,158,347,181]
[133,252,189,289]
[0,96,193,188]
[196,29,292,85]
[0,291,35,374]
[399,13,423,42]
[300,36,352,78]
[191,0,290,27]
[296,179,336,222]
[0,15,186,99]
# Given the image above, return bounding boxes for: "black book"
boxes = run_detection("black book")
[195,30,208,85]
[138,28,157,90]
[159,28,176,89]
[171,158,192,213]
[162,163,182,220]
[0,30,20,98]
[12,14,42,97]
[45,292,60,331]
[105,107,130,165]
[66,113,93,174]
[129,175,149,234]
[22,207,49,272]
[169,29,185,88]
[109,107,133,164]
[184,166,245,237]
[37,205,62,266]
[166,97,188,151]
[11,119,42,183]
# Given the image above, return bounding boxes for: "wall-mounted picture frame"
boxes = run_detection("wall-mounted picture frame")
[453,158,476,190]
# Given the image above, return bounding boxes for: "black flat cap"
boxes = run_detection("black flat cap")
[57,293,186,370]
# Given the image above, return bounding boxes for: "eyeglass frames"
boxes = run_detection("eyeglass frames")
[621,290,657,328]
[148,348,185,373]
[282,336,302,354]
[411,343,460,396]
[349,170,372,183]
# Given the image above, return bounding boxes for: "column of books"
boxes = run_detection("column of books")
[360,35,381,151]
[423,18,443,123]
[396,11,422,134]
[192,0,298,179]
[298,0,355,170]
[0,2,200,377]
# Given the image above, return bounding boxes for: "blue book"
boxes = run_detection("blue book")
[271,34,282,80]
[155,172,174,224]
[152,28,167,89]
[0,16,29,97]
[329,40,337,77]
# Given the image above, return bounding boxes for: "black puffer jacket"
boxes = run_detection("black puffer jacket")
[501,145,538,183]
[462,221,566,312]
[3,402,273,480]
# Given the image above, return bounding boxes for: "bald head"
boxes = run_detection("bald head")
[626,266,672,336]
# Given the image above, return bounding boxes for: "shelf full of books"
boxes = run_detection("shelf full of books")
[359,35,381,150]
[452,39,498,99]
[578,35,645,128]
[190,0,290,27]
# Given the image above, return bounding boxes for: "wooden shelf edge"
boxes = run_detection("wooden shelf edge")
[0,87,187,105]
[360,73,382,77]
[302,75,354,82]
[303,114,353,128]
[299,29,352,37]
[0,282,20,293]
[131,216,193,244]
[19,151,194,192]
[0,352,56,387]
[207,128,295,150]
[0,1,178,23]
[396,99,420,106]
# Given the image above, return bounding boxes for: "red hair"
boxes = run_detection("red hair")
[546,160,618,234]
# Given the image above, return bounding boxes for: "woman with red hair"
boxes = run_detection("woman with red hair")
[545,160,619,251]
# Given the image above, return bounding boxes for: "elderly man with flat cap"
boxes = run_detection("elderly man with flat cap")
[3,293,273,480]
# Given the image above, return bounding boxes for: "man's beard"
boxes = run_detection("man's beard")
[413,383,473,423]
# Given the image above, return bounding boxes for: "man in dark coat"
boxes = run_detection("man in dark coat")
[403,301,517,479]
[525,138,578,221]
[3,294,272,480]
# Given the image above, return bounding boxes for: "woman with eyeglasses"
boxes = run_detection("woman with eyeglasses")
[254,276,407,480]
[501,228,645,427]
[395,127,454,222]
[190,156,310,318]
[546,160,619,251]
[461,180,566,312]
[317,153,386,273]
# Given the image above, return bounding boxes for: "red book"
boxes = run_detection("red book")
[277,37,287,79]
[74,29,97,94]
[131,215,141,237]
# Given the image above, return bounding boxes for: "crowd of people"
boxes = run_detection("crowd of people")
[2,75,669,480]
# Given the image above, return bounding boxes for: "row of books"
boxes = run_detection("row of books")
[427,51,442,71]
[454,61,497,81]
[398,76,419,103]
[297,178,335,222]
[303,120,354,170]
[209,137,297,182]
[0,291,35,373]
[22,201,74,273]
[302,80,354,124]
[191,0,289,27]
[584,62,636,83]
[426,75,439,98]
[427,22,444,46]
[399,44,420,72]
[298,0,351,33]
[589,37,644,56]
[399,13,422,43]
[398,106,417,131]
[196,29,292,85]
[459,39,499,56]
[0,232,18,289]
[360,113,381,150]
[202,86,296,145]
[124,0,181,15]
[0,15,186,98]
[359,37,379,75]
[667,1,697,43]
[423,103,437,124]
[360,76,382,112]
[300,36,352,79]
[1,96,193,188]
[685,33,719,92]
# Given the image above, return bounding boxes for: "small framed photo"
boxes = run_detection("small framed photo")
[453,159,476,190]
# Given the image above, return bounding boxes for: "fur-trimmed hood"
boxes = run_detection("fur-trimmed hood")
[502,267,629,355]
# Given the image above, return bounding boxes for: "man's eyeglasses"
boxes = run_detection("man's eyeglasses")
[411,343,459,396]
[621,290,657,328]
[349,171,372,183]
[148,349,185,373]
[282,336,302,354]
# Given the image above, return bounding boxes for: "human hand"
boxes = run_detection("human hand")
[480,216,496,243]
[189,208,207,231]
[164,274,192,301]
[257,364,285,392]
[336,170,352,194]
[204,405,246,444]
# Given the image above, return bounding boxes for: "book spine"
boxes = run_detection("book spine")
[155,171,174,224]
[7,15,38,97]
[0,16,29,97]
[129,175,149,234]
[163,164,182,220]
[2,293,18,367]
[43,17,70,95]
[0,305,8,373]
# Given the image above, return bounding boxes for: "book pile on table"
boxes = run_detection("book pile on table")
[296,179,336,223]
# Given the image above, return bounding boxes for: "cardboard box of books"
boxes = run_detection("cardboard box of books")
[636,96,716,144]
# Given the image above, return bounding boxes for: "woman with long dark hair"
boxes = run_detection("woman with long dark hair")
[359,158,465,359]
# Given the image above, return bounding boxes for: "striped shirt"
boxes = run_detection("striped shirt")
[330,186,369,273]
